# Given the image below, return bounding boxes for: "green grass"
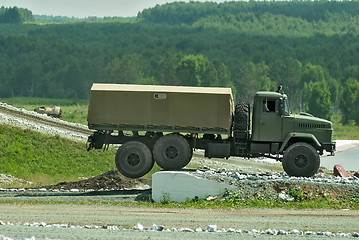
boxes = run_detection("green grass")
[0,123,117,187]
[333,124,359,140]
[331,113,359,140]
[146,187,359,210]
[154,197,359,210]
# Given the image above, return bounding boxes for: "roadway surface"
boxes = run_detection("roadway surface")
[0,204,358,240]
[321,141,359,172]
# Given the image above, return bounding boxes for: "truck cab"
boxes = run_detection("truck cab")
[252,91,334,154]
[252,91,285,142]
[249,91,335,176]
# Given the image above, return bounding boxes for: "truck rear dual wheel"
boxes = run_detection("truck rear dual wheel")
[282,142,320,177]
[115,141,154,178]
[153,134,192,170]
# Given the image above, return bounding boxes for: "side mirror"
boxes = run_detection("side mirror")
[275,99,282,116]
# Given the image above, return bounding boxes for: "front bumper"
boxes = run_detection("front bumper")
[322,141,336,156]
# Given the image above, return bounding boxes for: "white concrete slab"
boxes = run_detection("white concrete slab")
[152,171,237,203]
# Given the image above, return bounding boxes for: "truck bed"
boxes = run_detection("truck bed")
[87,84,234,134]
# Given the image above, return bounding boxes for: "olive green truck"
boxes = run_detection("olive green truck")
[87,83,336,178]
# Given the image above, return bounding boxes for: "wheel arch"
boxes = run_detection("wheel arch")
[279,132,321,153]
[159,132,194,148]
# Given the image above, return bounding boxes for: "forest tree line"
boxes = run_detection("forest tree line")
[0,1,359,125]
[0,6,33,24]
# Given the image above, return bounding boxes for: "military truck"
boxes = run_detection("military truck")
[87,83,335,178]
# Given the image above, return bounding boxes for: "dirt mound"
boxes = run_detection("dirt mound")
[43,169,151,190]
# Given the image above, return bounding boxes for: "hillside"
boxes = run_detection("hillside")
[0,123,115,186]
[0,1,359,124]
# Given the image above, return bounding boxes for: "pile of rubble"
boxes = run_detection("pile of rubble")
[41,169,151,191]
[192,164,359,202]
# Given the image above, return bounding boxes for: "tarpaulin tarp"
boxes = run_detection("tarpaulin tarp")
[87,84,234,133]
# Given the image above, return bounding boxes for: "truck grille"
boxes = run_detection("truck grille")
[298,123,326,129]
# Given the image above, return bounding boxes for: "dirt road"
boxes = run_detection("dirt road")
[0,103,92,139]
[0,204,358,239]
[1,204,358,231]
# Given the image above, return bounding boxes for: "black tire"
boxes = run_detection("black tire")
[233,102,250,141]
[153,134,192,170]
[115,141,154,178]
[282,142,320,177]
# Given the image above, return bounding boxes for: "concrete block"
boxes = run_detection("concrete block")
[333,164,351,177]
[152,171,237,202]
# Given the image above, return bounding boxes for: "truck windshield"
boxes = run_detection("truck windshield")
[284,98,291,115]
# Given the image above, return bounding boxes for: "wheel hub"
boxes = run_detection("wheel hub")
[294,154,308,168]
[127,153,140,166]
[165,146,179,159]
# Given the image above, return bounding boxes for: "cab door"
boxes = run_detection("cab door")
[258,98,283,141]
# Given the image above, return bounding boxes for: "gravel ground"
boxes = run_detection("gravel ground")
[0,225,358,240]
[0,205,358,240]
[2,226,356,240]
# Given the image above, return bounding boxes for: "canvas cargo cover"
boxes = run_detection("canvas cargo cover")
[87,84,234,133]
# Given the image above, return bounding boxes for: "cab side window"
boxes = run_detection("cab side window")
[263,99,276,112]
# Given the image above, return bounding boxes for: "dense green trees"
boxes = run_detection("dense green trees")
[304,81,332,120]
[176,55,219,87]
[139,1,359,25]
[0,6,33,23]
[340,78,359,125]
[2,1,359,124]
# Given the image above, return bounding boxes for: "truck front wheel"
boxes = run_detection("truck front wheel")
[153,134,192,170]
[115,141,154,178]
[282,142,320,177]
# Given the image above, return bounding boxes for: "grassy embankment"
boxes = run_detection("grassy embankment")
[0,124,116,187]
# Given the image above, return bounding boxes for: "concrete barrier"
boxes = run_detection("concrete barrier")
[152,171,236,202]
